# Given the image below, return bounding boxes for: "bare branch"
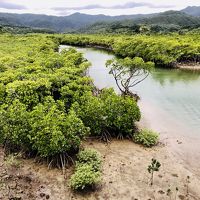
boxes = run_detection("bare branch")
[106,57,153,96]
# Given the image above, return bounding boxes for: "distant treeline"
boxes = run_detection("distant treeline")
[57,32,200,67]
[0,25,55,34]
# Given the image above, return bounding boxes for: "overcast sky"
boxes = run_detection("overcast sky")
[0,0,199,16]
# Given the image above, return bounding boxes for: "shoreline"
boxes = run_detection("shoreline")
[138,99,200,178]
[1,139,200,199]
[61,43,200,177]
[60,43,113,52]
[60,43,200,71]
[58,44,200,198]
[178,64,200,70]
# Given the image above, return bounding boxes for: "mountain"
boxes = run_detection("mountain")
[135,11,200,27]
[0,8,200,33]
[182,6,200,17]
[0,13,77,32]
[79,11,200,34]
[0,12,154,33]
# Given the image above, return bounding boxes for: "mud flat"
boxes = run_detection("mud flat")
[178,64,200,70]
[1,139,200,200]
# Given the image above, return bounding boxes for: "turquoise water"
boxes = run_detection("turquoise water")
[60,45,200,138]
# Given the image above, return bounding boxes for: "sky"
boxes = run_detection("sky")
[0,0,199,16]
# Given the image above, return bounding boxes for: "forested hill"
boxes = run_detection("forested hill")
[0,12,154,33]
[136,11,200,27]
[182,6,200,17]
[0,8,200,33]
[79,11,200,34]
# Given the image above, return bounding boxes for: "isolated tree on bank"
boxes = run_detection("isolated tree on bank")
[106,57,154,97]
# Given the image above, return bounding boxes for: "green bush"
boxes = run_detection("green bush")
[70,164,101,190]
[101,89,141,137]
[134,129,159,147]
[74,88,141,138]
[70,148,102,190]
[73,92,105,136]
[0,97,90,157]
[6,79,51,109]
[0,100,31,149]
[76,149,102,171]
[29,97,90,157]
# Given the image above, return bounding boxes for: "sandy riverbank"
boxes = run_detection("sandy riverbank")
[178,64,200,70]
[138,99,200,178]
[0,138,200,200]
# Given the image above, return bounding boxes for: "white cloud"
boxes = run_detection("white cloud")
[0,0,25,10]
[0,0,199,16]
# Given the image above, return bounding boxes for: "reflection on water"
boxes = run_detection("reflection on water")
[152,68,200,85]
[60,45,200,138]
[135,69,200,136]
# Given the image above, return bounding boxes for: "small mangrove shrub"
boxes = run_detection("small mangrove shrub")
[4,153,21,168]
[106,57,154,96]
[134,129,159,147]
[148,158,161,185]
[70,149,102,190]
[76,149,102,171]
[70,164,101,190]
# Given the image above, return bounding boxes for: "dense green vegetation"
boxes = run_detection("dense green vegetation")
[0,6,198,195]
[59,33,200,67]
[73,89,140,140]
[135,11,200,27]
[0,34,92,159]
[0,25,55,34]
[79,21,182,34]
[0,34,140,163]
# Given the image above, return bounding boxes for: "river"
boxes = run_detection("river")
[60,45,200,175]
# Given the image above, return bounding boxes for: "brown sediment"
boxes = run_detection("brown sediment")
[177,64,200,70]
[82,139,200,200]
[138,99,200,175]
[0,137,200,200]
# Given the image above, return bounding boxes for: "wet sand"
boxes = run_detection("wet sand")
[178,64,200,70]
[138,99,200,178]
[1,139,200,200]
